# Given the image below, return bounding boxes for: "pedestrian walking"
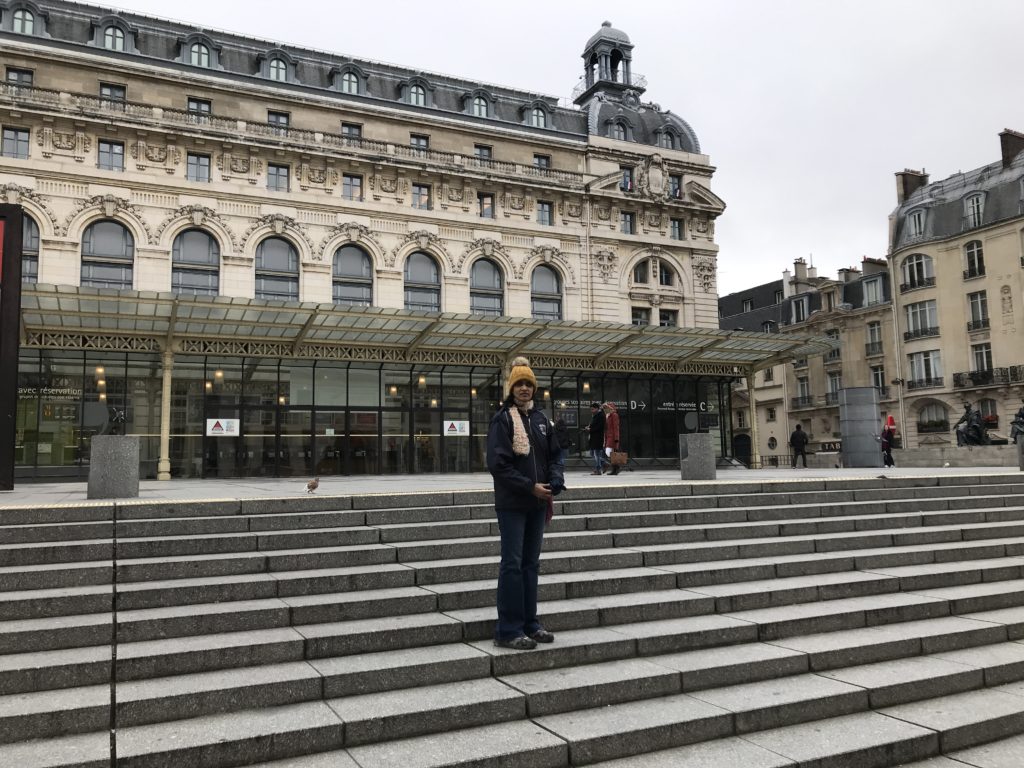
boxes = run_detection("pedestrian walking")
[880,414,897,468]
[602,402,621,475]
[486,356,564,651]
[789,424,808,468]
[584,402,608,475]
[553,416,571,467]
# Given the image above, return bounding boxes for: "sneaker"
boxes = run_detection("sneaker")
[494,635,537,651]
[529,629,555,643]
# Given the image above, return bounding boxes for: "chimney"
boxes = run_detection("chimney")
[793,258,807,281]
[895,169,929,204]
[999,129,1024,168]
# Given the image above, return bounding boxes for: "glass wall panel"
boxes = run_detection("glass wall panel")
[382,366,410,409]
[470,368,502,471]
[349,410,379,474]
[241,407,276,476]
[170,356,206,478]
[652,377,678,458]
[126,355,162,478]
[281,360,314,407]
[626,377,653,458]
[441,368,471,411]
[551,372,582,459]
[314,410,346,476]
[37,351,84,469]
[80,354,124,469]
[442,412,470,471]
[315,362,347,407]
[412,410,439,472]
[15,351,41,469]
[382,410,409,473]
[411,368,442,411]
[349,365,380,407]
[243,359,278,407]
[279,409,312,477]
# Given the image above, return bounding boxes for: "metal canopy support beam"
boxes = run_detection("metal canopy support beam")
[594,328,647,366]
[675,333,734,368]
[405,319,444,355]
[508,325,550,356]
[290,310,319,355]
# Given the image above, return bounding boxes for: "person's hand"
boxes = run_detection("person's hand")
[532,483,553,499]
[551,481,565,496]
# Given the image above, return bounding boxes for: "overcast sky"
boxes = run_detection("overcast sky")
[101,0,1024,295]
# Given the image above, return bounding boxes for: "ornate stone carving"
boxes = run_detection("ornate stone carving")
[130,140,181,174]
[1001,284,1014,328]
[0,184,59,233]
[370,174,408,203]
[154,205,240,251]
[217,152,264,184]
[37,128,90,162]
[595,206,611,221]
[317,222,384,260]
[455,238,505,275]
[241,214,316,259]
[388,229,448,268]
[638,154,669,200]
[517,245,575,284]
[507,195,525,210]
[593,249,618,283]
[447,187,464,202]
[692,255,716,293]
[566,203,583,218]
[62,194,153,242]
[646,212,663,229]
[297,164,339,193]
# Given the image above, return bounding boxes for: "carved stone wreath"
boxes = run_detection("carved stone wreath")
[0,184,59,234]
[61,194,154,242]
[154,205,239,251]
[454,238,505,275]
[593,249,618,283]
[387,229,448,269]
[318,222,384,261]
[692,255,716,292]
[240,214,316,259]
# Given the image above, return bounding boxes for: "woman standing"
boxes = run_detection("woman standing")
[602,402,621,476]
[881,414,896,468]
[486,356,564,650]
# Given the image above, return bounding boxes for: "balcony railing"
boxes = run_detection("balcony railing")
[903,326,940,341]
[899,276,935,293]
[952,368,1010,388]
[917,420,950,433]
[0,82,587,188]
[791,395,815,408]
[792,358,808,368]
[865,341,883,356]
[963,267,986,280]
[825,349,841,362]
[906,377,943,390]
[875,386,891,400]
[825,392,839,405]
[967,318,990,332]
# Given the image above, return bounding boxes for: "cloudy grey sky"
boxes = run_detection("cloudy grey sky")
[101,0,1024,295]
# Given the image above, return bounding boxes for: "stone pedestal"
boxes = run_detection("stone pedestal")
[88,435,140,499]
[679,433,716,481]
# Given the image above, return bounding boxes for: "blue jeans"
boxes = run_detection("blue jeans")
[591,448,608,471]
[495,504,546,641]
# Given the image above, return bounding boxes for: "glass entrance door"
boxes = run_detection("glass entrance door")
[314,410,345,476]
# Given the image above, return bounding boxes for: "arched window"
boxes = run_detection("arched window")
[255,237,298,301]
[918,402,948,431]
[901,253,934,289]
[409,84,426,107]
[964,240,985,278]
[269,57,287,82]
[340,71,359,94]
[189,42,211,68]
[530,107,546,128]
[172,229,220,296]
[13,9,34,34]
[333,244,372,306]
[657,132,675,149]
[22,214,39,284]
[103,25,125,51]
[470,259,503,316]
[404,251,440,311]
[979,397,999,426]
[610,122,626,141]
[659,262,675,287]
[531,265,562,320]
[472,96,488,117]
[81,220,134,289]
[632,261,649,284]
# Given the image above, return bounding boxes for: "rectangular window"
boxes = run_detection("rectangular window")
[797,377,810,398]
[477,192,494,218]
[909,210,924,237]
[742,299,754,312]
[99,82,126,109]
[631,307,650,326]
[966,195,984,228]
[267,163,290,192]
[670,218,683,240]
[972,343,992,372]
[5,67,33,86]
[1,127,30,159]
[736,410,746,429]
[763,367,774,383]
[826,292,836,311]
[620,212,635,235]
[867,321,882,344]
[792,296,808,323]
[827,372,841,394]
[908,350,942,382]
[620,166,634,191]
[533,153,551,169]
[410,134,429,153]
[267,110,290,135]
[186,152,210,182]
[863,278,881,306]
[668,174,682,198]
[659,309,678,327]
[186,97,212,126]
[537,201,553,226]
[968,291,988,324]
[97,139,124,171]
[774,289,784,304]
[766,407,777,422]
[341,122,362,138]
[474,144,492,160]
[905,300,938,334]
[871,365,886,390]
[411,183,431,210]
[342,173,363,201]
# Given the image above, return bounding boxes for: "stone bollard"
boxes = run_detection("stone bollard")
[87,435,140,499]
[679,433,716,480]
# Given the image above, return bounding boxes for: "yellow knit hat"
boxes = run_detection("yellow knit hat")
[507,355,537,394]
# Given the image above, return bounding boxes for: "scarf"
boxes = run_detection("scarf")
[511,401,533,456]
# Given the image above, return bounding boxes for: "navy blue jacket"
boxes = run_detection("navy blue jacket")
[486,405,565,513]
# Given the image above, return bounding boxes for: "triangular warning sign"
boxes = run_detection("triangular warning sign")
[446,422,458,432]
[212,420,223,433]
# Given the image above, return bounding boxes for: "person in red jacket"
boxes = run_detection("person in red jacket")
[602,402,621,475]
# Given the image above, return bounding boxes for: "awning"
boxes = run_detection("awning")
[19,284,836,376]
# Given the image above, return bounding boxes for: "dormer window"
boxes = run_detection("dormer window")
[472,96,488,117]
[611,122,626,140]
[341,72,358,93]
[189,42,210,68]
[409,84,426,106]
[908,209,924,237]
[657,133,674,149]
[530,107,546,128]
[103,25,124,51]
[965,194,984,228]
[269,58,287,82]
[13,8,34,34]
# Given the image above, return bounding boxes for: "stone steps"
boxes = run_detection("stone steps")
[5,474,1024,766]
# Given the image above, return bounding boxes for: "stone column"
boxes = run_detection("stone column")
[157,346,174,481]
[747,373,760,468]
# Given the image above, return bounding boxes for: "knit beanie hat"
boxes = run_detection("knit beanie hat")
[507,356,537,395]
